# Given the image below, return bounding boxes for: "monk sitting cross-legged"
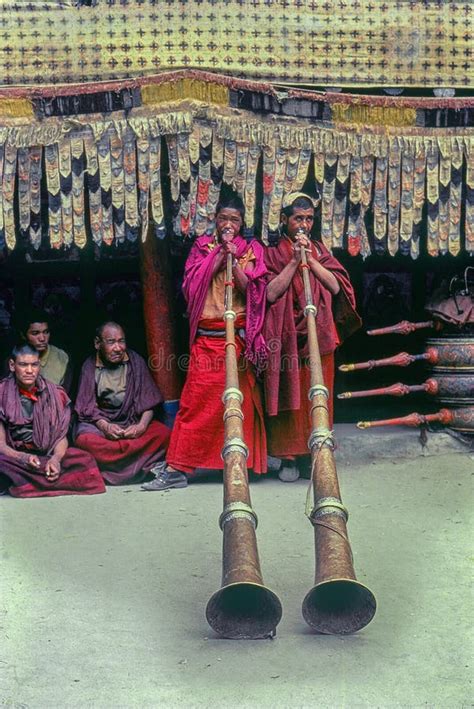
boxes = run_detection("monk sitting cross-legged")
[74,321,170,485]
[0,344,105,498]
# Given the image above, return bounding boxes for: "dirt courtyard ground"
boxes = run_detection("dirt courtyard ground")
[1,427,472,708]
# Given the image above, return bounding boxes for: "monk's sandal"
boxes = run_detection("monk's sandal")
[141,466,188,491]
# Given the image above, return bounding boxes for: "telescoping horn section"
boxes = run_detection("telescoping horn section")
[298,239,376,635]
[206,250,282,639]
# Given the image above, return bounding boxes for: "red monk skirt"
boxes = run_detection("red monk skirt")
[75,420,170,485]
[266,354,334,459]
[0,447,106,498]
[166,335,267,474]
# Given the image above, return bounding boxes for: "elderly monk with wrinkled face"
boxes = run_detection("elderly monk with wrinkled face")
[0,344,105,498]
[74,321,170,485]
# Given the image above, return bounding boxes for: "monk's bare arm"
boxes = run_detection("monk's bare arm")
[233,260,250,293]
[211,250,226,277]
[137,409,153,432]
[0,421,40,468]
[45,437,69,479]
[266,257,300,303]
[0,421,25,462]
[96,418,124,440]
[122,409,153,439]
[307,255,340,295]
[50,437,68,463]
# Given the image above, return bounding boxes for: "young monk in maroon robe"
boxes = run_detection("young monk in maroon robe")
[74,322,170,485]
[0,344,105,498]
[264,192,361,482]
[142,192,268,491]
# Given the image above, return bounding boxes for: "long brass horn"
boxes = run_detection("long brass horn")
[299,234,376,634]
[205,247,282,639]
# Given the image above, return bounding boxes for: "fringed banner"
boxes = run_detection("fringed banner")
[176,132,191,237]
[71,137,86,249]
[3,145,17,250]
[387,143,401,257]
[332,153,350,250]
[84,134,103,246]
[197,125,213,235]
[123,131,139,241]
[137,136,150,243]
[449,143,463,257]
[149,135,165,240]
[426,148,440,257]
[321,153,337,251]
[208,132,224,234]
[268,147,288,233]
[58,138,73,249]
[347,155,362,256]
[44,143,63,250]
[97,132,114,246]
[261,140,276,244]
[465,151,474,256]
[29,146,42,250]
[373,156,388,254]
[400,152,415,257]
[0,91,471,257]
[359,156,374,259]
[18,148,31,239]
[110,132,125,244]
[243,145,261,233]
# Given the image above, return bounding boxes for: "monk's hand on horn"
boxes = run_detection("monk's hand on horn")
[295,232,310,249]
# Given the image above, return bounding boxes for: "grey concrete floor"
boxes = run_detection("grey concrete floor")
[1,429,473,709]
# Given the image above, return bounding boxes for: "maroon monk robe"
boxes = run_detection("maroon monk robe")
[166,235,268,475]
[74,349,170,484]
[0,375,105,498]
[263,238,361,458]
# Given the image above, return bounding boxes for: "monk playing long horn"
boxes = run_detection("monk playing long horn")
[263,192,361,482]
[142,189,268,491]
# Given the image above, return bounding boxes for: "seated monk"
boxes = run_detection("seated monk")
[0,344,105,498]
[74,321,170,485]
[16,309,72,391]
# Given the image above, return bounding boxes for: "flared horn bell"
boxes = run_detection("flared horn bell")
[303,579,376,635]
[207,581,283,640]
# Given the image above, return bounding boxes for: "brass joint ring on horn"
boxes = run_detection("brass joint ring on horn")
[308,384,329,401]
[308,428,335,451]
[224,309,236,321]
[310,496,348,523]
[219,501,258,530]
[221,437,249,460]
[222,387,244,404]
[223,407,244,422]
[304,304,317,317]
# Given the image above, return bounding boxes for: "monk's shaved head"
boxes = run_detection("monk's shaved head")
[95,321,124,340]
